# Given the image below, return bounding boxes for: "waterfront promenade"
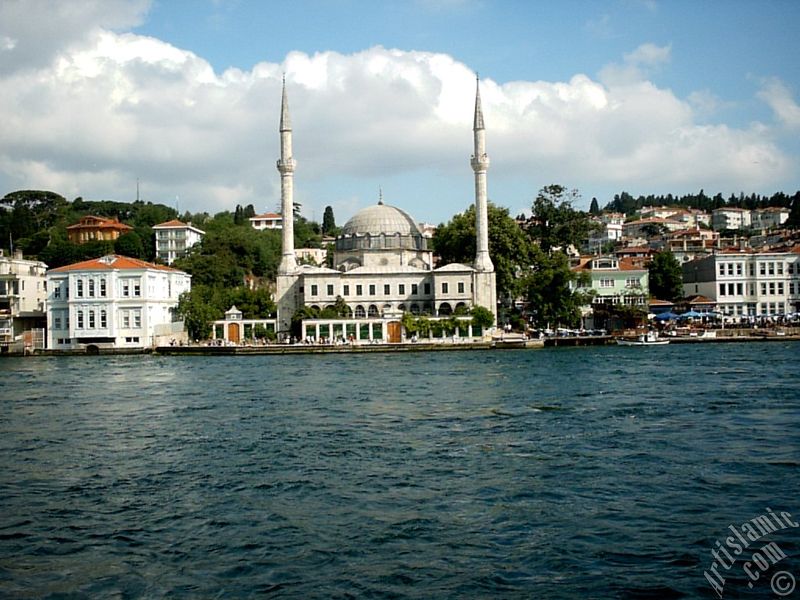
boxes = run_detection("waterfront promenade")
[13,326,796,357]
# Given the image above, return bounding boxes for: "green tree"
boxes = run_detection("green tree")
[648,251,684,301]
[787,192,800,229]
[470,305,494,329]
[524,247,586,328]
[589,197,600,215]
[175,286,220,341]
[0,190,69,253]
[433,202,531,303]
[322,206,336,235]
[114,231,145,258]
[528,184,598,252]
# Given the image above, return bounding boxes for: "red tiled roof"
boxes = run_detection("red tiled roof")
[616,246,652,254]
[49,255,183,273]
[618,257,647,271]
[686,295,715,304]
[250,213,281,219]
[66,215,133,231]
[153,219,187,228]
[571,256,646,272]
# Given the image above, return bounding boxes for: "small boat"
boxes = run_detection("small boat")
[616,331,670,346]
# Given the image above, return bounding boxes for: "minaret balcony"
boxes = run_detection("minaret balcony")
[276,158,296,173]
[470,155,490,170]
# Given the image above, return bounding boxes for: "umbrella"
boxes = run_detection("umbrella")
[654,311,679,321]
[680,310,704,319]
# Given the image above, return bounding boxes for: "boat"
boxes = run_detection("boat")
[615,331,670,346]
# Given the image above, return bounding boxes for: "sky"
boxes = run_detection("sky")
[1,0,799,226]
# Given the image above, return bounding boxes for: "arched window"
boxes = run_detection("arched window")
[438,302,452,316]
[355,305,366,318]
[368,305,379,318]
[382,303,391,315]
[398,303,406,312]
[410,303,420,315]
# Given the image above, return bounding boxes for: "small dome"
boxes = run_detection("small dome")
[341,203,422,237]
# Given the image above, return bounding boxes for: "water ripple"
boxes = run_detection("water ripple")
[1,344,798,598]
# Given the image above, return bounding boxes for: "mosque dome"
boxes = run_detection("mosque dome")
[341,202,422,237]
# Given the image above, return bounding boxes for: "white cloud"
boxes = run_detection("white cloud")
[0,27,794,222]
[599,43,671,86]
[624,43,671,67]
[0,0,150,75]
[758,77,800,130]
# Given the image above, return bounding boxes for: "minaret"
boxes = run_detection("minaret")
[471,77,494,272]
[277,77,297,274]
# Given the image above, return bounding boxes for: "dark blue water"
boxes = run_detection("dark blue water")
[1,343,799,599]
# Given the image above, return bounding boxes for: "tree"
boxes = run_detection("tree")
[524,247,587,328]
[787,192,800,229]
[641,223,668,238]
[174,284,276,341]
[528,185,598,252]
[322,206,336,235]
[114,231,145,259]
[589,197,600,215]
[470,305,494,329]
[648,251,684,301]
[175,286,220,341]
[433,202,531,303]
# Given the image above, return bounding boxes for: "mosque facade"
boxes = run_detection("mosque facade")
[274,80,496,341]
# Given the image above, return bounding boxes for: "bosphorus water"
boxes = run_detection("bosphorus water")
[1,343,799,598]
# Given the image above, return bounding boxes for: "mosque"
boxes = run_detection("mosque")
[274,79,497,342]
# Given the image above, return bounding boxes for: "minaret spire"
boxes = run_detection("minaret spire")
[277,76,297,274]
[280,74,291,132]
[471,76,493,272]
[473,75,485,131]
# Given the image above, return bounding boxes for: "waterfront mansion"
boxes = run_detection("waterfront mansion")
[47,255,191,350]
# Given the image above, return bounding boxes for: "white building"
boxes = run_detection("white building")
[622,217,685,239]
[295,247,328,266]
[711,208,752,231]
[249,212,283,230]
[588,213,623,251]
[682,245,800,319]
[0,250,47,350]
[273,79,496,341]
[751,207,790,230]
[152,219,205,265]
[47,255,191,350]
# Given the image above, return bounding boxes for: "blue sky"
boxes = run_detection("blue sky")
[1,0,799,225]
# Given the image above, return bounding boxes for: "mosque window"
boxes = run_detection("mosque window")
[343,285,350,296]
[384,284,390,295]
[356,285,363,296]
[399,284,405,295]
[327,284,334,296]
[311,284,318,296]
[424,283,431,295]
[369,285,376,296]
[442,282,449,294]
[458,281,465,294]
[411,284,418,295]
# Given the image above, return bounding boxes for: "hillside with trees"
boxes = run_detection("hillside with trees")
[603,189,799,216]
